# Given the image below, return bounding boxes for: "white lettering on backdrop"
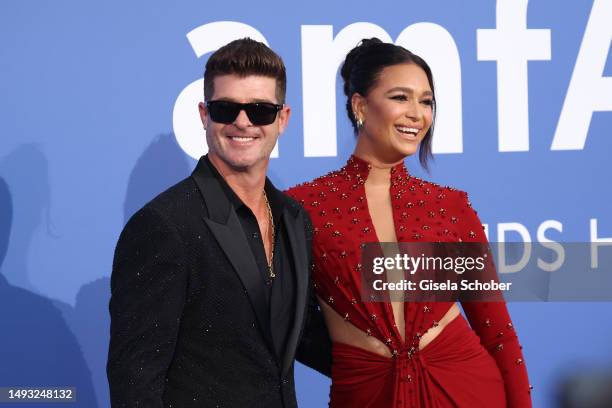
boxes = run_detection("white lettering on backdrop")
[173,0,609,159]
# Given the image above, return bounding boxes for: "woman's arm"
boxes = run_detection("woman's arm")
[454,190,533,407]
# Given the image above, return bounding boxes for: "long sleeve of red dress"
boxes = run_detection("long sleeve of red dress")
[454,190,533,407]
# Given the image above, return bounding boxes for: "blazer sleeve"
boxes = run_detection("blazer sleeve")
[294,210,332,377]
[107,206,188,407]
[455,191,533,407]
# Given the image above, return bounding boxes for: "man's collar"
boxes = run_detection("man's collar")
[201,155,286,219]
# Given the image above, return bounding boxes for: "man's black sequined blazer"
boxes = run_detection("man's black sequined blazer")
[107,156,331,408]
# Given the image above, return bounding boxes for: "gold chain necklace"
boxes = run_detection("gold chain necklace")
[263,190,276,279]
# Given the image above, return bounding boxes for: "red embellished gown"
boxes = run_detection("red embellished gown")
[287,156,531,408]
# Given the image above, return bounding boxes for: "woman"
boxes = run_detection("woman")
[287,39,531,407]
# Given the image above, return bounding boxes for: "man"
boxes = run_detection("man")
[107,38,330,407]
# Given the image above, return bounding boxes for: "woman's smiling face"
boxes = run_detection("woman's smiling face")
[353,63,434,163]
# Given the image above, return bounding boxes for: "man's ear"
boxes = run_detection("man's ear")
[277,104,291,134]
[198,102,208,130]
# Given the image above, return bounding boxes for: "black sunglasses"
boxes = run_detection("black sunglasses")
[206,100,283,126]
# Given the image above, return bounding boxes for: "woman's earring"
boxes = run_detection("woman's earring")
[356,117,364,129]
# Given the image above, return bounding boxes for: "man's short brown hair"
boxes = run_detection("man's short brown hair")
[204,38,287,104]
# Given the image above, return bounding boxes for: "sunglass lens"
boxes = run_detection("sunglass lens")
[208,101,240,124]
[246,104,279,125]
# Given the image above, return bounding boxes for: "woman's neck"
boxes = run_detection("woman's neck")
[352,152,403,187]
[353,135,405,187]
[365,162,393,186]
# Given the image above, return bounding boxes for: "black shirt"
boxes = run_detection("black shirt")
[205,157,296,360]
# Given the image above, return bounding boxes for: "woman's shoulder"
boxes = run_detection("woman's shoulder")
[409,176,487,240]
[284,168,345,203]
[407,175,472,208]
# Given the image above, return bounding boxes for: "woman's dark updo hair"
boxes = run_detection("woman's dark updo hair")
[341,38,436,169]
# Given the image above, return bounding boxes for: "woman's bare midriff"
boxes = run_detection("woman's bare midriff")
[319,297,461,358]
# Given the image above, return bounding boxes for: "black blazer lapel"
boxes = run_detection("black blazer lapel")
[191,157,274,355]
[280,208,309,376]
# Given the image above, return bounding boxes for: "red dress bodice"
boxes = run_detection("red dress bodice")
[287,156,531,408]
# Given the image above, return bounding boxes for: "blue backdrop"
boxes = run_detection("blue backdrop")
[1,1,611,407]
